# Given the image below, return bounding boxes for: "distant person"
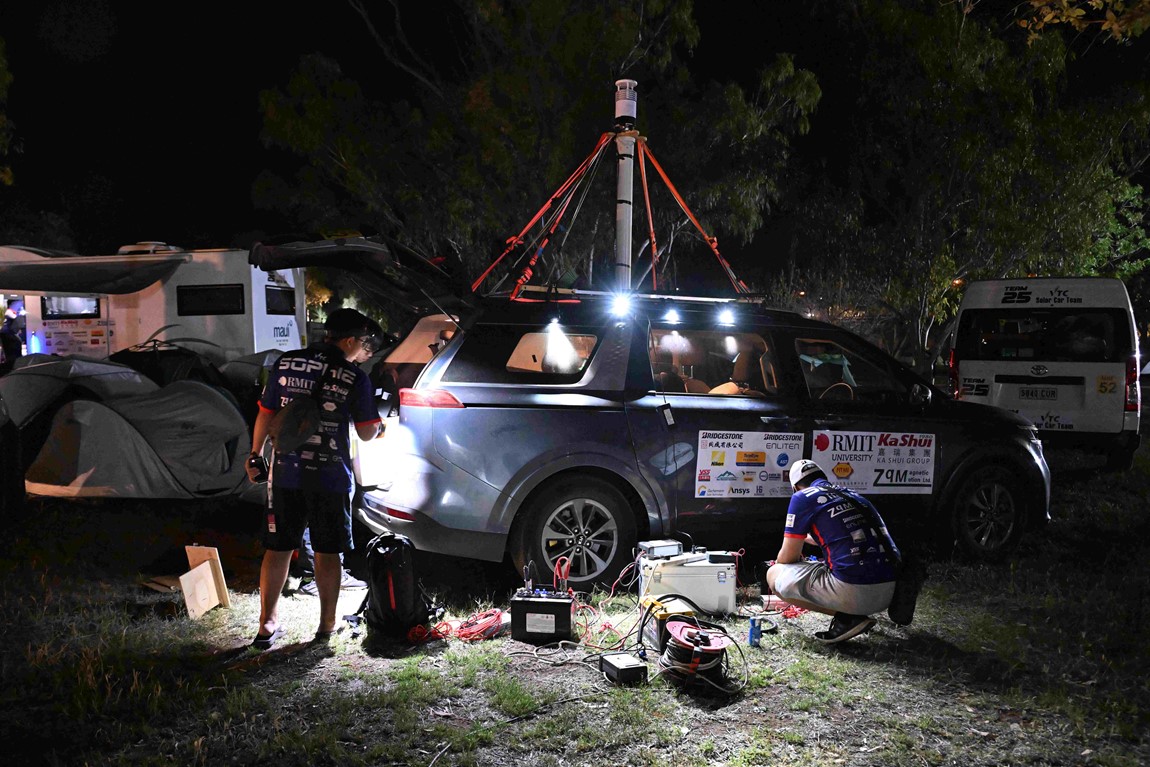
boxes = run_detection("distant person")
[0,307,21,375]
[766,459,901,644]
[246,308,383,648]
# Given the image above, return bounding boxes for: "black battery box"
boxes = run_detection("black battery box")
[510,589,575,644]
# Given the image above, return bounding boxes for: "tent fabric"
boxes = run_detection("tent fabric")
[0,357,157,428]
[25,400,185,498]
[24,380,250,499]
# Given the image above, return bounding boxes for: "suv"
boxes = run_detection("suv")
[356,289,1051,584]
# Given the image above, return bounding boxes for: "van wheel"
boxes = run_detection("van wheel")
[950,465,1025,560]
[512,477,637,587]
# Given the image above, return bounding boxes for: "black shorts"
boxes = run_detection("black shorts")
[263,487,353,554]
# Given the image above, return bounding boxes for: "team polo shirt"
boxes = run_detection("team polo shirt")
[784,478,899,585]
[259,343,380,492]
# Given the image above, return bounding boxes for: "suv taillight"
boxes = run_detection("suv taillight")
[948,349,961,399]
[399,388,465,409]
[1125,355,1140,413]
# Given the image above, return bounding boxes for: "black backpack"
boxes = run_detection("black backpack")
[355,532,437,640]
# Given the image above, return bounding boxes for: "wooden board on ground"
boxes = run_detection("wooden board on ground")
[185,545,231,608]
[179,561,221,619]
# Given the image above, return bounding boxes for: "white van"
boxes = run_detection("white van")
[949,277,1140,469]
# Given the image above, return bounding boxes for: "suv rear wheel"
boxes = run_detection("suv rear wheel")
[511,476,637,587]
[950,464,1025,560]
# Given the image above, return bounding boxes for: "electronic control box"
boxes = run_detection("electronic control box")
[600,652,648,684]
[637,539,683,559]
[509,589,575,644]
[638,551,737,615]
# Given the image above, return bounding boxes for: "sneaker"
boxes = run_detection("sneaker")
[340,569,367,590]
[815,612,876,644]
[297,578,318,597]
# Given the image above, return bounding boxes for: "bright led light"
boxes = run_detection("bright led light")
[718,308,735,325]
[550,317,559,324]
[611,294,632,317]
[724,335,738,356]
[664,309,680,323]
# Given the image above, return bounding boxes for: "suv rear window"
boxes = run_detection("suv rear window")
[955,309,1131,363]
[442,323,600,384]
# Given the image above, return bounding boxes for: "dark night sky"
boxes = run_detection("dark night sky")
[2,1,1148,267]
[1,2,824,257]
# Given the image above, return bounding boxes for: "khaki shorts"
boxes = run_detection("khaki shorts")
[771,561,895,616]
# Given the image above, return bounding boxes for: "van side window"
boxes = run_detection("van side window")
[794,336,908,402]
[954,309,1130,363]
[441,323,599,384]
[648,326,779,396]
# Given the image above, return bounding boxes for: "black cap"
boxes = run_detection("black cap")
[324,308,372,338]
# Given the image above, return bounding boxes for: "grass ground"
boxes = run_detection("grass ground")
[1,447,1148,767]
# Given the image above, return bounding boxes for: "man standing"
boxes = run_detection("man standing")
[246,308,383,648]
[766,459,900,644]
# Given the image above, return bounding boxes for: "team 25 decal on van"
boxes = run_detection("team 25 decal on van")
[950,277,1140,470]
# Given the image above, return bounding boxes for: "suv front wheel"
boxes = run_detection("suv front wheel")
[949,464,1025,560]
[511,476,637,587]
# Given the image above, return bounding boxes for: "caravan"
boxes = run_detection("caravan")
[0,242,309,500]
[949,277,1141,470]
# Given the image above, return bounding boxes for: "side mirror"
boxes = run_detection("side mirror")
[911,383,932,406]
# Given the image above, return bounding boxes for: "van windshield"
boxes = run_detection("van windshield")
[955,308,1132,363]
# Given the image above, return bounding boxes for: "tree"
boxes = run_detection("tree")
[0,36,14,187]
[1019,0,1150,44]
[255,0,819,295]
[774,0,1150,371]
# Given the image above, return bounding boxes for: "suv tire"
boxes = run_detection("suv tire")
[511,476,637,587]
[950,464,1025,560]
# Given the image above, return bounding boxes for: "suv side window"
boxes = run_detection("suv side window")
[441,323,599,385]
[649,325,781,396]
[794,334,909,402]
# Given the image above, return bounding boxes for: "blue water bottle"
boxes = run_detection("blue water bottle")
[748,616,761,647]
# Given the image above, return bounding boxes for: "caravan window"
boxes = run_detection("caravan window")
[41,296,100,320]
[954,309,1131,363]
[177,284,245,316]
[265,286,296,315]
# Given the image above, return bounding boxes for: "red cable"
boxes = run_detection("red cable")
[637,142,750,295]
[636,138,659,291]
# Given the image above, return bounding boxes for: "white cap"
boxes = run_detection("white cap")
[789,459,824,488]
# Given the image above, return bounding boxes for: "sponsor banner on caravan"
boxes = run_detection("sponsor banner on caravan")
[811,430,935,494]
[695,431,805,498]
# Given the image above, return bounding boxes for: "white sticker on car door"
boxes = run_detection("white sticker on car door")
[695,431,804,498]
[811,430,935,494]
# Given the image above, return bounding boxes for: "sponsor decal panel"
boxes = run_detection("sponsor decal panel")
[811,430,935,495]
[695,431,806,498]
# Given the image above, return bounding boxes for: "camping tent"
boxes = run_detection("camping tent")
[0,356,158,428]
[23,380,251,499]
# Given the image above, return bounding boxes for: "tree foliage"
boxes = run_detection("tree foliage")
[772,0,1150,370]
[1019,0,1150,44]
[256,0,819,294]
[0,37,14,186]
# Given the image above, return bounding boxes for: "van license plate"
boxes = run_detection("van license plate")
[1019,387,1057,401]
